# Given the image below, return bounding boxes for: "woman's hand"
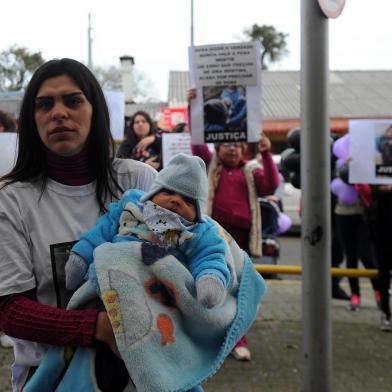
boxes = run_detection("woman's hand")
[145,156,160,170]
[187,88,197,103]
[136,135,155,151]
[345,156,352,164]
[95,311,120,357]
[259,135,272,153]
[378,184,392,192]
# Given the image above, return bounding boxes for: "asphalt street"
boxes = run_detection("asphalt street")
[0,235,390,392]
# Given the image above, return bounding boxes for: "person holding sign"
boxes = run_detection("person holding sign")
[367,184,392,331]
[332,135,381,312]
[188,88,280,360]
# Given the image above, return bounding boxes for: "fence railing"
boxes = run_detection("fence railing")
[254,264,378,278]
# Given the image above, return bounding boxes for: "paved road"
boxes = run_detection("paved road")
[1,236,390,391]
[204,280,391,392]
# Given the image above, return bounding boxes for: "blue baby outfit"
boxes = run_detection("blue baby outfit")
[72,188,231,287]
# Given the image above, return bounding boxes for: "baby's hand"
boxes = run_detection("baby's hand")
[65,252,88,290]
[196,275,226,309]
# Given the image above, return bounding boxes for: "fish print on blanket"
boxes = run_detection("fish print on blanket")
[28,240,266,392]
[157,313,176,346]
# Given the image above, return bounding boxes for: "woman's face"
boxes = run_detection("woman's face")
[217,142,244,167]
[34,75,93,157]
[133,114,151,139]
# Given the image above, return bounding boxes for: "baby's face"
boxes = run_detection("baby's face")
[151,190,197,222]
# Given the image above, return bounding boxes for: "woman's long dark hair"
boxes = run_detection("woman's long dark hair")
[125,110,157,145]
[0,58,123,212]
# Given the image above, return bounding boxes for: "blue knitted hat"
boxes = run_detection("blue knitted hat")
[140,153,208,222]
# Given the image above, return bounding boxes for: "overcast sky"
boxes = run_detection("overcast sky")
[2,0,392,101]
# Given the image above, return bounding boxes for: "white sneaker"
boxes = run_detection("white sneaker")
[231,346,251,361]
[380,313,392,332]
[0,334,14,348]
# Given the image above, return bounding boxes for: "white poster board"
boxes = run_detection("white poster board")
[104,91,125,141]
[349,119,392,184]
[162,133,193,167]
[189,42,262,145]
[0,133,18,176]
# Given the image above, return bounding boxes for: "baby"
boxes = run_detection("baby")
[65,153,231,308]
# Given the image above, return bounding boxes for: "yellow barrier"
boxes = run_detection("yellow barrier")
[254,264,379,278]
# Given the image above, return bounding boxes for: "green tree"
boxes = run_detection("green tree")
[0,45,44,91]
[243,24,289,70]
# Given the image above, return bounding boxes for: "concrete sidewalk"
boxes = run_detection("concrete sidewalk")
[0,279,390,391]
[204,279,391,392]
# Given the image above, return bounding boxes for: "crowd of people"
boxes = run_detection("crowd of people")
[0,57,390,392]
[330,135,391,330]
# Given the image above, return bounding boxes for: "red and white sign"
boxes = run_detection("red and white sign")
[161,107,188,131]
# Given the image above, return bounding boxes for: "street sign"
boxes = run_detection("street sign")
[318,0,346,19]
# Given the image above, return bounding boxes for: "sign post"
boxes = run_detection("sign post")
[317,0,346,19]
[301,0,332,390]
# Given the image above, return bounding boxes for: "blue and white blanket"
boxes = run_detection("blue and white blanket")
[25,234,266,392]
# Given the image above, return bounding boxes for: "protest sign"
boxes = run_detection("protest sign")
[162,132,192,167]
[189,42,262,145]
[0,133,17,176]
[349,119,392,184]
[161,107,188,131]
[104,91,125,141]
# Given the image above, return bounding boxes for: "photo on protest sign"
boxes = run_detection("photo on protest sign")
[374,123,392,177]
[49,241,77,309]
[189,42,262,145]
[202,85,247,139]
[349,119,392,184]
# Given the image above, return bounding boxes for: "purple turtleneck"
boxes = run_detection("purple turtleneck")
[46,148,95,185]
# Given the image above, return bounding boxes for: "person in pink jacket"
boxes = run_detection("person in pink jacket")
[188,89,280,361]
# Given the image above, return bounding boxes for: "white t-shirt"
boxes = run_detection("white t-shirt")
[0,158,157,390]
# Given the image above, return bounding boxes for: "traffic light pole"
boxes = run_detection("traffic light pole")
[300,1,332,391]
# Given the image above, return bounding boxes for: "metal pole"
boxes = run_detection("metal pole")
[190,0,194,47]
[88,13,93,69]
[300,1,332,391]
